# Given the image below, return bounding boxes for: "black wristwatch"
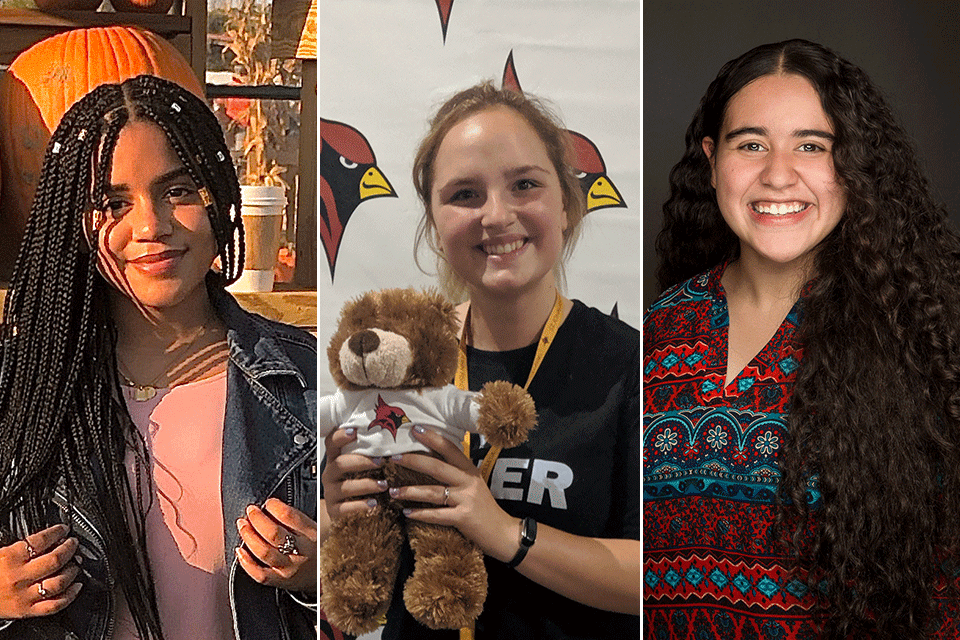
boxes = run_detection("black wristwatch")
[506,517,537,569]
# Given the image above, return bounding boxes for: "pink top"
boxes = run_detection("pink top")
[115,372,233,640]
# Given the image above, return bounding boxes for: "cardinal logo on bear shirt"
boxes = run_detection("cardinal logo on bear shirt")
[369,395,410,438]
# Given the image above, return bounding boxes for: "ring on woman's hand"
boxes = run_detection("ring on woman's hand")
[24,541,35,560]
[278,534,298,556]
[443,487,450,506]
[37,582,48,598]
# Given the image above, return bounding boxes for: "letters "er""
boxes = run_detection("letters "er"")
[489,458,573,509]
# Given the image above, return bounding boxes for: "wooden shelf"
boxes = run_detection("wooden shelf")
[0,8,189,31]
[232,290,316,330]
[0,7,203,83]
[0,286,317,330]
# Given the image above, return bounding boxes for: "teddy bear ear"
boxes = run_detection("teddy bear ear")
[350,290,381,321]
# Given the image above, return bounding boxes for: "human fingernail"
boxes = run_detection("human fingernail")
[236,518,246,530]
[403,508,412,516]
[377,480,388,490]
[413,425,425,434]
[74,554,83,565]
[391,454,403,462]
[345,427,356,437]
[246,504,257,515]
[372,457,385,466]
[366,498,378,508]
[389,487,400,498]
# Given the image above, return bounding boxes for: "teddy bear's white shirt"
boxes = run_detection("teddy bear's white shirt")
[317,385,481,457]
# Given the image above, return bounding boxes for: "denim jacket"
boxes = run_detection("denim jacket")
[0,281,318,640]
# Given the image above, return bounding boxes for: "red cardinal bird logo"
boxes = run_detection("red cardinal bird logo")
[566,130,627,212]
[435,0,455,42]
[501,51,627,213]
[320,118,397,280]
[369,395,410,439]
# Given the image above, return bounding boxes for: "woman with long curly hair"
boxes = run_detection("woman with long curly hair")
[644,39,960,638]
[0,75,318,639]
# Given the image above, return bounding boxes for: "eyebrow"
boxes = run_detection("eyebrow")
[504,164,551,177]
[436,177,477,192]
[107,167,193,192]
[724,126,835,142]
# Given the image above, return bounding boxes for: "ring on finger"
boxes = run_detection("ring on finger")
[24,541,36,560]
[38,582,48,598]
[443,486,450,507]
[277,534,299,556]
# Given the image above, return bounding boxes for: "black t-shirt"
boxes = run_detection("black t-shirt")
[382,300,641,640]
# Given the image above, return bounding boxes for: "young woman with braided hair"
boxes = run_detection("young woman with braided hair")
[645,39,960,638]
[0,75,318,639]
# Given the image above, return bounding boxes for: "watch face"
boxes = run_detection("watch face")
[521,517,537,546]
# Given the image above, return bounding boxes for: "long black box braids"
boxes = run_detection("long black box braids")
[0,75,246,639]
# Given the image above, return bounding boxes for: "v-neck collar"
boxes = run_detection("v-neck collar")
[708,262,806,398]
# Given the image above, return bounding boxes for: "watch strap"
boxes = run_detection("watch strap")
[506,517,537,569]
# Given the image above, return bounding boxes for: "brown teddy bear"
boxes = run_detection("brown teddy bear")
[317,287,536,635]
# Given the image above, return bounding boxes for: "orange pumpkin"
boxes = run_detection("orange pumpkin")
[0,26,204,279]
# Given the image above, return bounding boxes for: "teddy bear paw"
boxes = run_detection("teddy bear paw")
[321,587,391,637]
[476,380,536,449]
[402,555,488,630]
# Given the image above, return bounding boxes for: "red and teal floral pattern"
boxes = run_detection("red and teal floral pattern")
[644,265,960,638]
[644,265,817,639]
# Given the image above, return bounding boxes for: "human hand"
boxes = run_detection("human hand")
[236,498,317,592]
[389,426,520,562]
[0,524,83,618]
[320,427,387,522]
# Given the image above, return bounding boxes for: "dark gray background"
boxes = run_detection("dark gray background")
[643,1,960,308]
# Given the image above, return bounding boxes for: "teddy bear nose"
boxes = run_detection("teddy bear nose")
[348,330,381,356]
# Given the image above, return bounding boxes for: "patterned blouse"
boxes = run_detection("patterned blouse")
[643,264,820,639]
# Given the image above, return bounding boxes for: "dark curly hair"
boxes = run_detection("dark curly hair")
[656,39,960,638]
[0,75,243,638]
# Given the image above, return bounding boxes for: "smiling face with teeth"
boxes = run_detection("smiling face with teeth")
[702,73,846,274]
[430,106,568,301]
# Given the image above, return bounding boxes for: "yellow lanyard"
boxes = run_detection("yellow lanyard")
[455,290,565,640]
[457,289,566,481]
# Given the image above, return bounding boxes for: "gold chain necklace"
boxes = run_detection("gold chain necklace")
[117,324,210,402]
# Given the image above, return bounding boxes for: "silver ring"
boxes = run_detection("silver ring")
[278,534,298,556]
[37,582,48,598]
[443,487,450,506]
[24,541,35,560]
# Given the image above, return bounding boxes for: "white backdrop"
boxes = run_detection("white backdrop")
[317,0,641,395]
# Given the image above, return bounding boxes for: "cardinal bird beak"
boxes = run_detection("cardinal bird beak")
[359,166,395,200]
[586,175,626,212]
